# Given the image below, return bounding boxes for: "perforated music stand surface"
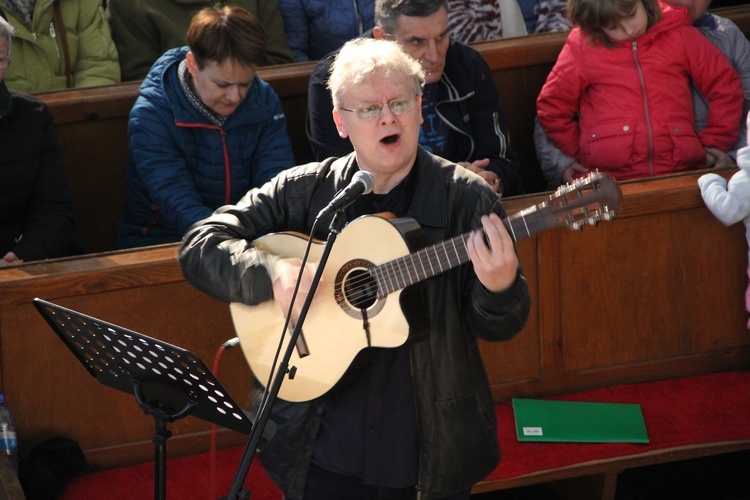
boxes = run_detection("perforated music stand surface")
[33,298,251,435]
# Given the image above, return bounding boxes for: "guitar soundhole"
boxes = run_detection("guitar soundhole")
[345,269,377,309]
[335,259,385,319]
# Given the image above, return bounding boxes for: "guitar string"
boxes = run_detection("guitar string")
[298,216,534,311]
[334,195,606,306]
[283,179,611,314]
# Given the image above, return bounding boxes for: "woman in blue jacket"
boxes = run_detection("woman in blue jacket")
[117,6,295,248]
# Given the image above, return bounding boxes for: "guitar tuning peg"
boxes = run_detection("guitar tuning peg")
[586,217,600,227]
[601,210,616,221]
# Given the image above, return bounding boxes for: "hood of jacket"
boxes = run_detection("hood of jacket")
[571,3,691,48]
[0,0,120,92]
[139,46,276,128]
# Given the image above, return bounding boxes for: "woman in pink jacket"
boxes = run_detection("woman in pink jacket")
[536,0,743,182]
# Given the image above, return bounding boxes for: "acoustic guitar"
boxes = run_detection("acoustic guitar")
[230,172,622,402]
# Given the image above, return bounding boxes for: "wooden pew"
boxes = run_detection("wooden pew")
[486,169,750,401]
[0,245,252,469]
[35,4,750,255]
[35,84,139,256]
[1,5,743,496]
[33,61,315,255]
[1,170,747,477]
[34,33,568,252]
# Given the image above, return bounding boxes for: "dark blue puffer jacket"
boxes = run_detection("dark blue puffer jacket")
[116,47,295,248]
[279,0,375,61]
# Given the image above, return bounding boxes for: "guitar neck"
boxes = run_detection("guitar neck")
[370,171,621,297]
[371,210,545,296]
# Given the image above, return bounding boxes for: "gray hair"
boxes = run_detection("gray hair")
[328,38,425,109]
[375,0,448,35]
[0,16,14,56]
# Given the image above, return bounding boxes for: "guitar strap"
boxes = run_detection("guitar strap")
[52,0,73,88]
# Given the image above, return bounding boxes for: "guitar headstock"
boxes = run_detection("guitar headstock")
[512,171,622,235]
[551,171,622,230]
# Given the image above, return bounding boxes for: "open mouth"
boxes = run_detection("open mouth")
[381,134,399,145]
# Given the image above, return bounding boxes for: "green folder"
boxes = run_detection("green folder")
[512,398,650,443]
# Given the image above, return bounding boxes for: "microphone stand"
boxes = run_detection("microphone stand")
[224,210,348,500]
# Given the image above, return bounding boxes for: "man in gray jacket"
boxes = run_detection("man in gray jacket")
[307,0,522,196]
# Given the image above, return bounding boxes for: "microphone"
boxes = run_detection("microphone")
[316,170,375,220]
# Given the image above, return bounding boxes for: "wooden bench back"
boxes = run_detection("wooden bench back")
[8,5,748,470]
[35,5,750,254]
[1,170,748,470]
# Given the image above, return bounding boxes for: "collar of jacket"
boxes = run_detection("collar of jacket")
[145,47,265,127]
[610,3,692,48]
[432,41,478,162]
[406,146,450,232]
[0,0,55,38]
[693,11,718,30]
[330,146,448,233]
[0,81,12,119]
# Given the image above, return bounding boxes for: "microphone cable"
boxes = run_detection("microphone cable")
[208,337,241,499]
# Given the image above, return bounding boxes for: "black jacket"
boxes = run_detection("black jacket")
[179,147,530,498]
[306,36,523,196]
[0,83,73,261]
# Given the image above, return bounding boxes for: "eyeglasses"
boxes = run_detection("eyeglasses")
[339,97,418,120]
[0,58,10,70]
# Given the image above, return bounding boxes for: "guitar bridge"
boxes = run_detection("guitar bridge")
[289,319,310,358]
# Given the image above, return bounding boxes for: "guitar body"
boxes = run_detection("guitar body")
[230,214,427,403]
[230,172,622,403]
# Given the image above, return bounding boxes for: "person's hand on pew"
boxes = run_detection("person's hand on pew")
[563,161,589,183]
[705,147,736,170]
[0,252,23,267]
[458,158,503,197]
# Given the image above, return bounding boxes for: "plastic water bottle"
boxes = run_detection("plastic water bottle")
[0,394,18,475]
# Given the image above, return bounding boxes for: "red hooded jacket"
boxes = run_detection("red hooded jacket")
[536,4,743,181]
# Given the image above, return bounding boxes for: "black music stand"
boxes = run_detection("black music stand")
[33,298,253,500]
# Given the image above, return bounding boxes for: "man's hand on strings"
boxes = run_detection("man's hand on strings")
[272,258,319,322]
[466,213,518,293]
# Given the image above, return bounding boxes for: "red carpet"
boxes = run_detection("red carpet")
[60,447,282,500]
[60,370,750,499]
[486,369,750,482]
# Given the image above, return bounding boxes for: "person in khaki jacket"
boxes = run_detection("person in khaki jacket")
[108,0,294,82]
[0,0,120,93]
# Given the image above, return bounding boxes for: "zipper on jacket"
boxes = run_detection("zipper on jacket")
[632,41,654,176]
[434,87,478,162]
[353,0,364,34]
[98,6,113,53]
[49,23,61,61]
[221,128,232,204]
[175,121,232,204]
